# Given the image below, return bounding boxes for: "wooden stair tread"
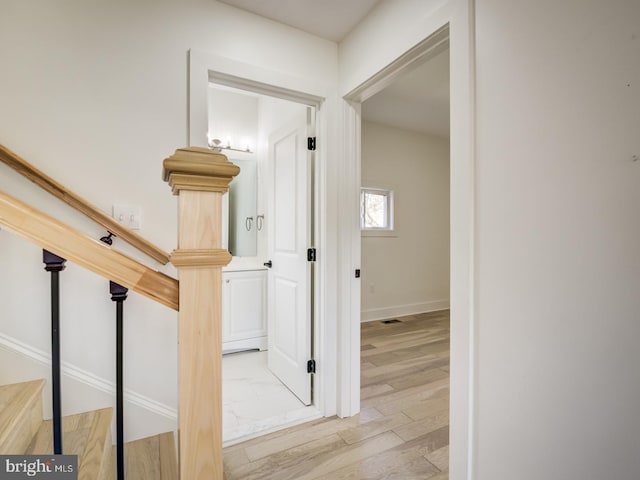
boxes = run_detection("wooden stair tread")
[25,408,113,480]
[1,380,175,479]
[0,379,45,453]
[109,432,178,480]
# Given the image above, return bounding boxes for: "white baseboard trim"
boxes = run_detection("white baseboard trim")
[0,332,177,421]
[223,336,267,355]
[361,299,450,322]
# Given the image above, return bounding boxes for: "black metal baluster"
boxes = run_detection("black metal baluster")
[101,232,127,480]
[110,281,128,480]
[43,249,66,455]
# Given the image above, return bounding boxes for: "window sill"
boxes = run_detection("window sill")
[361,229,397,237]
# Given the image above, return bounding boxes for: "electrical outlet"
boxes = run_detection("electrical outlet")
[113,205,142,230]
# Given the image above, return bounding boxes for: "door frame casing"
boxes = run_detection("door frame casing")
[188,49,337,417]
[339,2,477,478]
[338,24,450,418]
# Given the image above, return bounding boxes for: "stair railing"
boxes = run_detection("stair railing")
[0,144,170,265]
[0,189,178,479]
[0,144,173,474]
[1,144,238,479]
[41,238,131,467]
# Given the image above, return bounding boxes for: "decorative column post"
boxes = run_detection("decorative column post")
[162,147,239,480]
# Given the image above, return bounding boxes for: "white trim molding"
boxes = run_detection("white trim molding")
[188,48,341,418]
[361,300,450,322]
[0,332,177,421]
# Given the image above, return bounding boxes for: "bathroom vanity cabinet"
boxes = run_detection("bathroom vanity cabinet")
[222,269,267,353]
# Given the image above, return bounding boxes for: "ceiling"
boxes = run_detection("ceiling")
[218,0,380,42]
[218,0,450,137]
[362,48,450,138]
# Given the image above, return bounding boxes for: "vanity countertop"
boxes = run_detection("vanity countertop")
[223,257,268,272]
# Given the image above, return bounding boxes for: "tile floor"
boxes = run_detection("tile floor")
[222,350,321,446]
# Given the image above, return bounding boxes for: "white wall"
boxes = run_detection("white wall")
[208,87,259,152]
[339,0,451,96]
[0,0,337,441]
[345,0,640,478]
[360,121,449,321]
[474,1,640,479]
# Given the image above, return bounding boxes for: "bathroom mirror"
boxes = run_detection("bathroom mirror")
[228,157,257,257]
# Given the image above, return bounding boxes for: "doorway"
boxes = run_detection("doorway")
[359,47,450,323]
[206,83,320,445]
[358,43,452,472]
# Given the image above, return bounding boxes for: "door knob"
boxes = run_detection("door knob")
[263,260,273,268]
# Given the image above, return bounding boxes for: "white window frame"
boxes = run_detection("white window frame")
[360,187,396,237]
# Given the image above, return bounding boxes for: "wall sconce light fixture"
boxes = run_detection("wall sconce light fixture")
[207,137,253,154]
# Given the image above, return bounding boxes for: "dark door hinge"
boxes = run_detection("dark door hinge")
[307,359,316,374]
[355,269,361,278]
[307,248,316,262]
[307,136,316,151]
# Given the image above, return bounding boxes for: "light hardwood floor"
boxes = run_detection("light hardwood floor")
[223,310,450,480]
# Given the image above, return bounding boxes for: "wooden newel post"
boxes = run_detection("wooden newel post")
[162,147,239,479]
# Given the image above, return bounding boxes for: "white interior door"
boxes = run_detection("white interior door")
[267,108,312,405]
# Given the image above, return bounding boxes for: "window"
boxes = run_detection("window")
[361,188,394,232]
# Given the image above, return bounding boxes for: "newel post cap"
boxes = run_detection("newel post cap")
[162,147,240,194]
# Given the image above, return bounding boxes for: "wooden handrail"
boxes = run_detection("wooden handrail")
[0,144,171,265]
[0,190,178,311]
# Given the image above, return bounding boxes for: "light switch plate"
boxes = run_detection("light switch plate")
[112,205,142,230]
